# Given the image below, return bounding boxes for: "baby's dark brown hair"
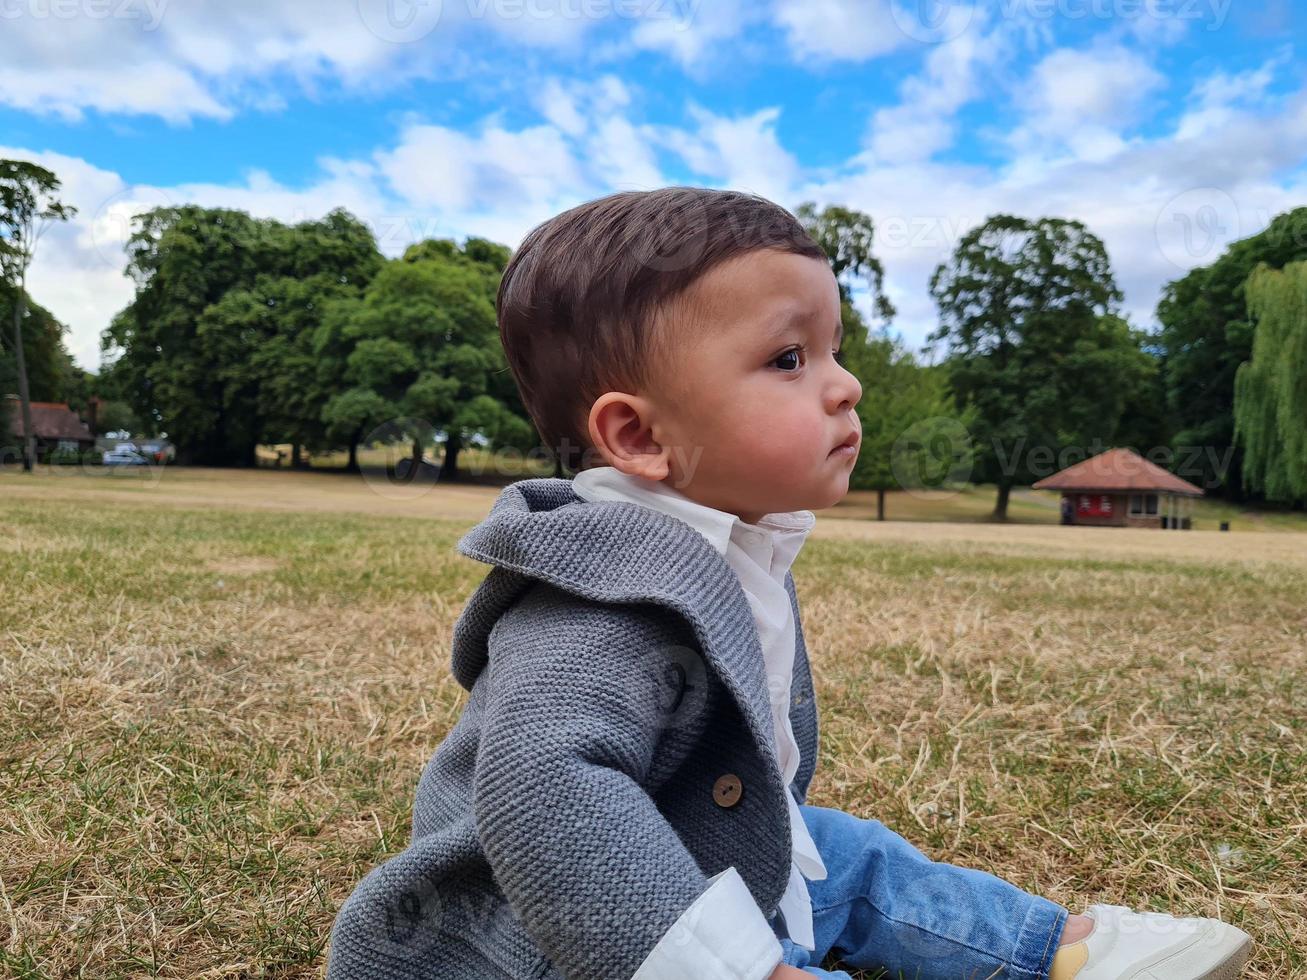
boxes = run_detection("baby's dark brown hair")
[496,186,826,473]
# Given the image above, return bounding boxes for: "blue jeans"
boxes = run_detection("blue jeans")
[768,805,1068,979]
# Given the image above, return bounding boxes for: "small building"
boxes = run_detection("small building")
[1032,447,1204,529]
[3,396,96,460]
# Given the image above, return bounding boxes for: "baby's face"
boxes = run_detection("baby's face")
[647,249,862,524]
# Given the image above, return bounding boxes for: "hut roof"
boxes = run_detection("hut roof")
[5,399,94,442]
[1032,447,1205,497]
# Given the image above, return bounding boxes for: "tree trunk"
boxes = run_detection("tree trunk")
[347,433,360,473]
[11,280,35,472]
[877,487,886,522]
[291,443,303,468]
[440,430,462,482]
[412,437,423,470]
[994,480,1012,521]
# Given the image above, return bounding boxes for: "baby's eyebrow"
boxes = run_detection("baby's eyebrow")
[761,307,841,347]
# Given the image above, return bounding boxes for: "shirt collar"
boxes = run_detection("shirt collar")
[571,465,814,583]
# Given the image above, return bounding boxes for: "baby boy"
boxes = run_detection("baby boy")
[327,187,1252,980]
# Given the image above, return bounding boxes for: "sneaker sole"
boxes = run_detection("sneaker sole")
[1120,921,1253,979]
[1196,935,1252,980]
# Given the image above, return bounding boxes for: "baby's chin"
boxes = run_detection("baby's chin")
[731,483,850,521]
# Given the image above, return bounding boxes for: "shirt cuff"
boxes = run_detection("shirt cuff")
[631,866,785,980]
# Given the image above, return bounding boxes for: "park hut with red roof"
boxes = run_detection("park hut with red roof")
[1032,447,1204,529]
[3,396,96,460]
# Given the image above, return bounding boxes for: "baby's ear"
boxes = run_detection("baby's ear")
[586,391,670,481]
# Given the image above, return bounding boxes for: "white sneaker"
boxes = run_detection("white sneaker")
[1050,903,1252,979]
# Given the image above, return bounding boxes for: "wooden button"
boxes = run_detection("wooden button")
[712,773,743,808]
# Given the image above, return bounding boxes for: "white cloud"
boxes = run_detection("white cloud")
[589,116,664,189]
[0,62,232,123]
[627,0,749,70]
[376,121,587,216]
[868,19,1010,162]
[1021,44,1166,137]
[772,0,908,62]
[0,0,622,123]
[1175,50,1289,140]
[999,43,1168,166]
[656,105,802,203]
[531,74,635,138]
[534,78,589,137]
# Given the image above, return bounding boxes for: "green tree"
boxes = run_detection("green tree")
[206,211,383,465]
[1112,332,1174,458]
[928,215,1153,519]
[103,206,383,465]
[1233,261,1307,505]
[1157,207,1307,498]
[321,238,532,478]
[0,292,78,400]
[0,160,77,469]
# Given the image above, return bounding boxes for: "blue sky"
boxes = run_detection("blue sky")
[2,0,1303,370]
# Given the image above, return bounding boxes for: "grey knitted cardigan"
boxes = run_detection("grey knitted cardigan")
[327,477,820,980]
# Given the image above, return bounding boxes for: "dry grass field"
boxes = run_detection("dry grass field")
[2,465,1304,978]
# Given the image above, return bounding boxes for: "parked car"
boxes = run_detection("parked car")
[102,448,150,466]
[137,441,172,463]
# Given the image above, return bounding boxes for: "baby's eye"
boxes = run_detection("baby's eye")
[773,347,803,371]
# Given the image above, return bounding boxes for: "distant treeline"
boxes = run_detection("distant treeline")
[5,192,1305,511]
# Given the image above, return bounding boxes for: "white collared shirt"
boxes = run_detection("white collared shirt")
[571,466,827,968]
